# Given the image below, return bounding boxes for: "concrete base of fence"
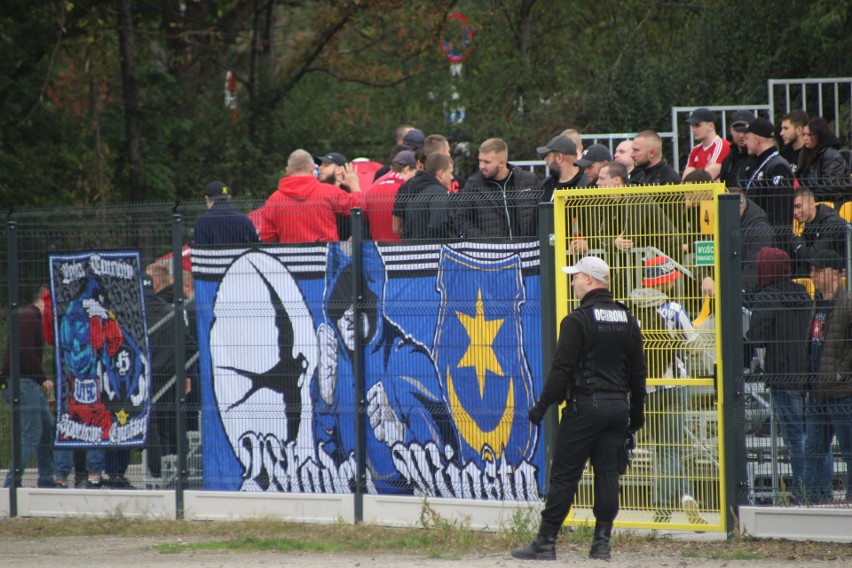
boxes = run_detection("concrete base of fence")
[739,506,852,542]
[0,487,176,518]
[185,491,355,524]
[362,494,537,530]
[4,488,851,543]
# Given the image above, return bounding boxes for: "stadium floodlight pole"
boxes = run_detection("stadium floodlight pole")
[538,202,558,490]
[351,208,367,523]
[171,213,187,519]
[717,193,748,539]
[6,220,21,516]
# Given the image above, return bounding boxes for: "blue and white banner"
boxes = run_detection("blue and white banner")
[192,241,544,499]
[49,251,151,448]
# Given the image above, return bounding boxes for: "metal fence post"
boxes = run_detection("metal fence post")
[350,208,366,523]
[717,194,748,538]
[537,203,557,491]
[6,220,21,515]
[171,213,187,519]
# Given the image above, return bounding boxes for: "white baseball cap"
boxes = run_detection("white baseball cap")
[562,256,610,282]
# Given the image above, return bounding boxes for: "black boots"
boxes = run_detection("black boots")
[588,521,613,560]
[511,522,559,561]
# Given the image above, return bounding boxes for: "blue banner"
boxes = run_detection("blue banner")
[49,251,151,448]
[192,241,543,499]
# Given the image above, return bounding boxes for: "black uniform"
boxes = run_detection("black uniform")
[740,149,794,228]
[529,287,646,539]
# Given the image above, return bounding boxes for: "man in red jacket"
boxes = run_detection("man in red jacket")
[260,149,363,243]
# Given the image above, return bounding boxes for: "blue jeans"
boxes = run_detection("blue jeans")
[647,387,691,509]
[3,378,55,487]
[769,388,805,502]
[805,394,852,501]
[803,393,842,502]
[55,449,105,481]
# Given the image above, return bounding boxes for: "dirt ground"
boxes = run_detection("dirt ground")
[0,534,849,568]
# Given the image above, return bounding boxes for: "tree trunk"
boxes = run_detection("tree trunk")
[116,0,145,202]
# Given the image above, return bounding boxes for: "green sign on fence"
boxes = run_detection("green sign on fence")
[695,240,715,266]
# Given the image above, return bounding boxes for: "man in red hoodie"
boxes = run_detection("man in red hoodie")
[260,149,362,243]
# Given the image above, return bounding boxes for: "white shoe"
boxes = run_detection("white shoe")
[682,495,707,525]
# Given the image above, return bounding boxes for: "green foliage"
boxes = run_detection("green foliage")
[1,0,851,205]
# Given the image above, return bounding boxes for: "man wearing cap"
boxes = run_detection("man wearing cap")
[630,130,681,186]
[260,149,362,243]
[779,109,809,172]
[804,250,852,503]
[194,181,260,246]
[683,108,730,181]
[740,117,794,228]
[363,150,417,242]
[316,152,362,193]
[513,256,645,561]
[719,110,756,189]
[455,138,540,239]
[628,255,707,525]
[576,143,614,186]
[402,128,426,151]
[536,134,588,203]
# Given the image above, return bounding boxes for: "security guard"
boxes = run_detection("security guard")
[512,256,646,561]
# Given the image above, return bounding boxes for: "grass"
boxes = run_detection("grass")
[0,510,848,562]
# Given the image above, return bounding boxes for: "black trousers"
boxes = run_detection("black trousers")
[540,394,629,530]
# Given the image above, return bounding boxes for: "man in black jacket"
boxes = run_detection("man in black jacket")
[512,256,645,561]
[719,110,756,189]
[402,154,456,240]
[738,192,775,295]
[740,118,794,229]
[454,138,540,239]
[629,130,681,186]
[789,187,847,277]
[748,247,811,503]
[194,181,259,246]
[536,134,588,203]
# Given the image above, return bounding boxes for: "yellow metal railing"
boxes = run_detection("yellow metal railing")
[553,182,727,532]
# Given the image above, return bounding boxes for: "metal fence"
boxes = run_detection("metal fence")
[3,179,852,523]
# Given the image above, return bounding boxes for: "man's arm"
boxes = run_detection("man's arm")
[626,318,647,430]
[259,205,278,242]
[392,215,404,235]
[705,162,723,180]
[530,313,584,421]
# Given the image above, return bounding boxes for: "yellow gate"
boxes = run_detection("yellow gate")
[553,182,727,532]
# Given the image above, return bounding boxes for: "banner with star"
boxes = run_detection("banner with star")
[191,241,544,498]
[49,251,151,448]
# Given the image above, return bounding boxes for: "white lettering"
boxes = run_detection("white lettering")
[56,414,104,444]
[60,262,87,285]
[89,255,135,280]
[593,308,628,323]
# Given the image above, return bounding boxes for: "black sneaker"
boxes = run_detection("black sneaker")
[105,476,134,489]
[82,479,103,489]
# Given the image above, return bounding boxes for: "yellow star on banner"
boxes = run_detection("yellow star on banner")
[455,289,504,397]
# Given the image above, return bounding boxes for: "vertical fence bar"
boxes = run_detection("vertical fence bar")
[6,221,20,515]
[171,213,187,519]
[537,203,557,490]
[717,194,748,538]
[351,208,366,523]
[846,224,852,293]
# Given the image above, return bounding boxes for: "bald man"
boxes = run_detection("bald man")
[629,131,680,185]
[260,149,362,243]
